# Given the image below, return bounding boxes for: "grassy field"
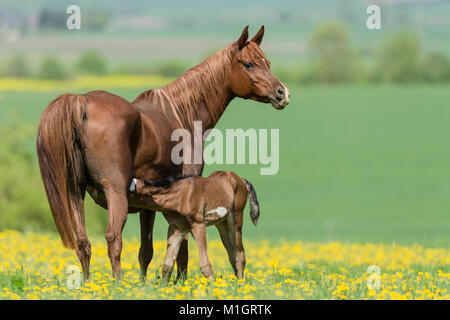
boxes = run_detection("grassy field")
[1,82,449,246]
[0,80,449,300]
[0,231,448,300]
[1,0,450,301]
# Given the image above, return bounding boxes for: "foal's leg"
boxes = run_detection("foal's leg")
[104,189,129,281]
[162,210,188,281]
[216,221,237,275]
[191,222,213,278]
[176,236,189,281]
[138,210,156,281]
[161,224,186,282]
[71,187,92,282]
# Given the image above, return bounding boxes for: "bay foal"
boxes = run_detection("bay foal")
[137,171,259,281]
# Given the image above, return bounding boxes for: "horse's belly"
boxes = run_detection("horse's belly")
[86,184,159,213]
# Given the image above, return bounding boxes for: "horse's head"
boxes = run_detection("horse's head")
[229,26,290,110]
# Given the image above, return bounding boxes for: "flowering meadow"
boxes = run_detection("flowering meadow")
[0,230,447,300]
[0,75,171,92]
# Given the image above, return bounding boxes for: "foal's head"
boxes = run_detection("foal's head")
[229,26,290,110]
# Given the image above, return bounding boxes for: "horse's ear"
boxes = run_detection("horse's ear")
[237,25,249,50]
[250,25,265,46]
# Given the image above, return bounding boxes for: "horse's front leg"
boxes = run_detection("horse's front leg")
[138,210,156,281]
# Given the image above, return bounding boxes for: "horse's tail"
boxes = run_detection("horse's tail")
[242,179,260,226]
[36,93,87,249]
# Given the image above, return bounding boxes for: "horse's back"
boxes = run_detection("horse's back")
[83,90,140,120]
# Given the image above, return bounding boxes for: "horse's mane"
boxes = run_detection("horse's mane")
[140,44,235,127]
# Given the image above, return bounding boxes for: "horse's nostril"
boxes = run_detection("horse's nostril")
[277,88,284,95]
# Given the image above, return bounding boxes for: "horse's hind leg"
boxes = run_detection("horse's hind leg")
[71,186,92,282]
[84,153,131,281]
[216,221,237,275]
[82,97,137,281]
[233,210,246,279]
[104,189,128,281]
[138,210,156,281]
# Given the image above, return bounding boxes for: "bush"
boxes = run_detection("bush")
[309,22,363,83]
[0,118,54,232]
[78,50,107,75]
[6,55,31,78]
[272,67,301,86]
[38,56,66,80]
[375,30,422,83]
[0,117,108,235]
[421,52,450,83]
[297,64,322,85]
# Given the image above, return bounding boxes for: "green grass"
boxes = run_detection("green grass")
[0,84,449,247]
[0,232,448,300]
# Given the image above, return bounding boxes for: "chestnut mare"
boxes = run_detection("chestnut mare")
[88,171,260,281]
[36,26,289,281]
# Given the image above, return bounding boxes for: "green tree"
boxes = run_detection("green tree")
[421,52,450,83]
[78,50,107,75]
[6,55,31,78]
[38,56,66,80]
[0,117,108,234]
[375,30,421,83]
[158,60,188,78]
[83,10,111,31]
[309,22,362,83]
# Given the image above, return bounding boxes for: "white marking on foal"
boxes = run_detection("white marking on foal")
[206,206,227,218]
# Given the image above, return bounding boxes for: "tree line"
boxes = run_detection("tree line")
[2,22,450,84]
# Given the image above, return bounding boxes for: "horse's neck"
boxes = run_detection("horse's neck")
[157,46,235,131]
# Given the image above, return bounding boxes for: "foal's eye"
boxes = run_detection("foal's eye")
[244,62,254,70]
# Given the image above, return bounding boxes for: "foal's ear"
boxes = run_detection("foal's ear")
[237,25,249,50]
[250,25,265,46]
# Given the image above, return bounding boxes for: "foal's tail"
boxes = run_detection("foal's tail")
[242,179,260,226]
[36,94,87,250]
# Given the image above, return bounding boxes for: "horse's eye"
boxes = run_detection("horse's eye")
[244,62,254,70]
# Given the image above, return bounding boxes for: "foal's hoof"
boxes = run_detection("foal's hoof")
[200,264,214,278]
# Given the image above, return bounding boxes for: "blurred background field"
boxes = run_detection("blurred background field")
[0,0,449,247]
